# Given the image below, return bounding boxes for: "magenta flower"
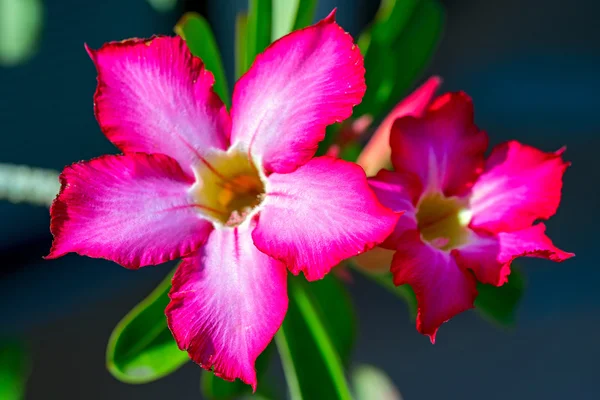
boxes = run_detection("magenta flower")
[368,91,573,342]
[47,13,398,388]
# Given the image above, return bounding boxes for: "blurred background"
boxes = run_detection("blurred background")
[1,0,598,398]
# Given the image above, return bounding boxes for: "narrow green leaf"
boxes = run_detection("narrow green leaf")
[271,0,317,40]
[0,0,43,66]
[370,0,420,46]
[356,0,444,120]
[175,12,230,107]
[246,0,272,67]
[200,343,275,400]
[307,273,356,362]
[382,0,444,114]
[353,364,402,400]
[0,340,30,400]
[475,268,525,326]
[106,268,188,384]
[291,0,317,30]
[276,275,354,400]
[235,13,249,79]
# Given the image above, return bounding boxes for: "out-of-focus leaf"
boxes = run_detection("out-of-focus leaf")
[316,124,341,156]
[340,142,363,162]
[200,343,275,400]
[146,0,177,13]
[381,0,444,114]
[106,268,189,384]
[175,12,230,107]
[360,269,417,321]
[353,364,403,400]
[246,0,272,68]
[356,0,444,120]
[0,0,43,66]
[235,13,249,79]
[276,274,354,400]
[475,268,525,326]
[0,340,30,400]
[308,272,356,362]
[370,0,420,46]
[271,0,317,40]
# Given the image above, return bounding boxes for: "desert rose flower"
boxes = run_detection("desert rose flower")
[367,91,573,342]
[47,12,398,388]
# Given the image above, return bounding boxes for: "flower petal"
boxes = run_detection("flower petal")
[390,92,488,196]
[368,169,421,250]
[357,76,441,176]
[87,36,231,175]
[253,157,399,281]
[166,221,288,390]
[230,11,365,174]
[469,141,569,233]
[452,224,574,286]
[391,230,477,342]
[47,153,211,268]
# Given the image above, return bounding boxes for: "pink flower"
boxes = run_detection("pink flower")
[368,91,573,342]
[47,12,398,388]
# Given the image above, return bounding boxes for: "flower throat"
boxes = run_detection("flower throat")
[191,151,265,226]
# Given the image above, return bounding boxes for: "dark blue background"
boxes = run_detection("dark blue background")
[1,0,598,398]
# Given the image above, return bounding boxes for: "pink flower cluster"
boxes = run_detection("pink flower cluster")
[47,11,572,389]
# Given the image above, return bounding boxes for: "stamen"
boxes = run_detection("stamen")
[190,150,265,226]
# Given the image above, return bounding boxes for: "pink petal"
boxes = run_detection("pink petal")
[47,153,211,268]
[357,76,442,176]
[469,141,569,233]
[452,224,574,286]
[166,221,288,390]
[390,92,488,196]
[391,230,477,342]
[367,169,421,250]
[253,157,399,281]
[230,11,365,174]
[87,36,231,175]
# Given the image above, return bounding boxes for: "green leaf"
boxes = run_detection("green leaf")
[235,13,249,79]
[0,340,30,400]
[356,0,444,120]
[475,268,525,326]
[276,274,354,400]
[200,343,275,400]
[352,364,402,400]
[246,0,272,68]
[0,0,43,66]
[175,12,230,107]
[271,0,317,40]
[382,0,444,114]
[370,0,420,46]
[106,268,189,384]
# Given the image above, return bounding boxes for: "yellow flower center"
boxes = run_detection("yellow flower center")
[191,150,265,226]
[416,192,472,251]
